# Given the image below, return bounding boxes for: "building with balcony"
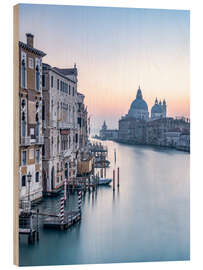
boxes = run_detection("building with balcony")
[42,63,80,194]
[19,33,46,202]
[77,92,89,150]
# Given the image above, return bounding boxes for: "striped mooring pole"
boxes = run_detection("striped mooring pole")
[59,197,65,223]
[64,178,67,203]
[68,213,72,226]
[78,189,82,212]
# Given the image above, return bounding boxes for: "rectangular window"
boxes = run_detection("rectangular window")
[21,52,27,88]
[60,81,62,91]
[21,150,27,166]
[72,87,74,96]
[36,149,40,163]
[29,149,34,160]
[75,133,78,143]
[57,79,59,90]
[42,145,45,156]
[35,172,39,182]
[28,57,34,69]
[69,85,70,95]
[22,175,26,187]
[35,58,40,91]
[51,75,53,88]
[42,74,45,87]
[42,103,45,120]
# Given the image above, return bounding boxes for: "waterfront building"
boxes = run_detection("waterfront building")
[99,121,118,140]
[118,117,146,144]
[177,132,190,151]
[77,92,88,151]
[19,33,46,202]
[146,117,190,148]
[117,86,189,150]
[42,63,79,194]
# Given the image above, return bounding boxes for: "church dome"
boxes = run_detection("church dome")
[128,86,149,120]
[151,103,162,113]
[130,97,148,111]
[129,87,148,111]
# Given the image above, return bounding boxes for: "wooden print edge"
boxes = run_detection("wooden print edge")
[13,4,19,266]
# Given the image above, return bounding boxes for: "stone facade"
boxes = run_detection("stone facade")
[77,92,88,151]
[118,116,190,151]
[118,117,146,144]
[116,87,190,151]
[19,33,46,202]
[42,64,89,194]
[42,63,79,194]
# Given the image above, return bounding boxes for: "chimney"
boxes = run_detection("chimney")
[26,33,34,47]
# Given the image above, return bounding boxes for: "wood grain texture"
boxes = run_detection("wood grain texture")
[13,4,19,266]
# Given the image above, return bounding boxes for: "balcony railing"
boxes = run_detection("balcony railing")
[19,200,31,213]
[60,148,72,158]
[20,136,31,146]
[50,120,57,128]
[42,120,46,128]
[36,136,44,145]
[57,122,74,129]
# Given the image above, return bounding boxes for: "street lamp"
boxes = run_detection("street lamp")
[27,172,32,202]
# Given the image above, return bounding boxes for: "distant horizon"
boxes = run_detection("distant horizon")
[19,4,190,133]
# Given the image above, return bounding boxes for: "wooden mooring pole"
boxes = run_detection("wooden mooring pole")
[114,149,116,163]
[113,169,115,191]
[28,214,34,244]
[36,209,39,241]
[88,176,90,192]
[117,167,120,187]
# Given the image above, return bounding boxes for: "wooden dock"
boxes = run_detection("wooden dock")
[43,210,81,230]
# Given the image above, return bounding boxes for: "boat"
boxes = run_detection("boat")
[98,177,112,185]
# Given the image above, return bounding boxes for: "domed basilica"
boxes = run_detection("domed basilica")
[126,86,167,120]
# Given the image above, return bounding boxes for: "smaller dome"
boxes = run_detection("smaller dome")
[151,104,163,113]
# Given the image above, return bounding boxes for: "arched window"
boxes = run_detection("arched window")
[57,102,59,120]
[57,135,59,154]
[60,102,62,119]
[36,112,39,137]
[36,65,40,90]
[21,111,26,137]
[51,137,54,156]
[42,101,45,121]
[21,59,26,88]
[65,162,68,179]
[51,100,54,121]
[69,105,71,122]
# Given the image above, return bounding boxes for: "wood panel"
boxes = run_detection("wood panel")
[13,4,19,266]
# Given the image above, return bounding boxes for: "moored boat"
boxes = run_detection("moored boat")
[98,177,112,185]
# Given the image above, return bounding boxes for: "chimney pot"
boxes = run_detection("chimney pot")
[26,33,34,47]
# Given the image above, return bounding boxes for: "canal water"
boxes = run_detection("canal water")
[19,140,190,266]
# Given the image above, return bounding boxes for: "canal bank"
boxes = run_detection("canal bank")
[19,140,190,266]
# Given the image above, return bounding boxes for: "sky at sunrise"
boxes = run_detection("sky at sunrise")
[19,4,190,134]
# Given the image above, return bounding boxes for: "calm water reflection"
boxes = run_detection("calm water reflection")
[19,140,190,266]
